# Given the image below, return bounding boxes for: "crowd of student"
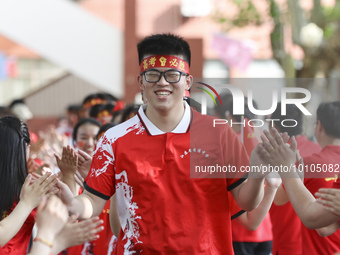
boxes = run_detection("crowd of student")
[215,96,340,255]
[0,33,339,255]
[0,92,141,254]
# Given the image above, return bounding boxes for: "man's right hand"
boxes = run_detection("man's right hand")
[55,179,75,208]
[257,129,298,177]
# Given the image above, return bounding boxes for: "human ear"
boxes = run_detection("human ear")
[185,75,193,90]
[137,75,145,91]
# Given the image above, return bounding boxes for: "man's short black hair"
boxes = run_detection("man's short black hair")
[271,103,303,136]
[317,101,340,138]
[137,33,191,67]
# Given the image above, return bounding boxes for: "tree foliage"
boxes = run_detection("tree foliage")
[213,0,340,81]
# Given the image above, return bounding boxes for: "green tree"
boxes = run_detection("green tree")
[213,0,340,81]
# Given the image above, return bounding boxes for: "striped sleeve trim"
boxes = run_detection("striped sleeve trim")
[84,181,111,200]
[231,209,246,220]
[227,173,248,191]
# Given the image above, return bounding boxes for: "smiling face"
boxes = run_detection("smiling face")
[137,55,193,115]
[76,123,100,156]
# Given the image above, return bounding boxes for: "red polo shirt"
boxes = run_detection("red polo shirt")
[301,145,340,255]
[270,135,321,255]
[85,102,249,254]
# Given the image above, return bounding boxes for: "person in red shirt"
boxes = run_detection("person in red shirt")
[0,116,104,255]
[216,97,273,255]
[260,101,340,254]
[56,33,282,254]
[269,103,321,255]
[56,118,117,255]
[0,116,59,255]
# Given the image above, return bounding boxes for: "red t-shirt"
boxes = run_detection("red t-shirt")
[270,136,321,255]
[85,102,249,254]
[1,204,35,255]
[304,145,340,179]
[301,145,340,255]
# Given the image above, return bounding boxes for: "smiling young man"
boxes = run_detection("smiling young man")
[57,33,272,254]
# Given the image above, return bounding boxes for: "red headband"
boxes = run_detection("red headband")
[83,98,108,110]
[113,101,125,112]
[140,55,190,74]
[97,110,112,118]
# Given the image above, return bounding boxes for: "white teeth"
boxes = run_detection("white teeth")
[156,91,170,96]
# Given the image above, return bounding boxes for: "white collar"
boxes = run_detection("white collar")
[137,101,191,136]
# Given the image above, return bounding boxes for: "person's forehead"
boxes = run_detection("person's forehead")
[142,54,184,60]
[78,123,99,133]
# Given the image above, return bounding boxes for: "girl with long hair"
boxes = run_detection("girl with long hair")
[0,115,57,254]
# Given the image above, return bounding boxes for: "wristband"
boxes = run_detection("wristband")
[33,237,53,248]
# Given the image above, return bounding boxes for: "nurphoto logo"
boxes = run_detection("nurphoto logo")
[195,82,311,128]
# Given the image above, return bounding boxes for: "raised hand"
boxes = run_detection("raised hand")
[258,128,298,175]
[35,196,69,241]
[28,196,69,255]
[77,149,93,179]
[315,188,340,216]
[55,145,78,177]
[281,132,290,144]
[52,215,104,253]
[55,178,75,208]
[249,145,272,178]
[20,173,58,210]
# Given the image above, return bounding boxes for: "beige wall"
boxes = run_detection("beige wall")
[25,74,104,117]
